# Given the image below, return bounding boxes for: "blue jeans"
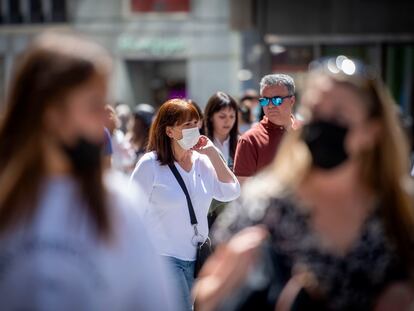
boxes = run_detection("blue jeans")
[163,256,195,311]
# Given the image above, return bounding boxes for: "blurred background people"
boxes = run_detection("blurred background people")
[130,99,240,311]
[103,127,113,168]
[240,89,260,123]
[0,32,177,310]
[204,91,239,169]
[194,57,414,311]
[104,104,120,137]
[104,104,136,173]
[115,103,132,135]
[238,99,252,134]
[233,74,296,185]
[127,103,155,165]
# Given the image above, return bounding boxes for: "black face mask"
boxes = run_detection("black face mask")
[301,120,349,170]
[61,137,102,173]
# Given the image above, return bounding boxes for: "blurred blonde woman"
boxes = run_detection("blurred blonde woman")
[194,57,414,311]
[0,32,177,310]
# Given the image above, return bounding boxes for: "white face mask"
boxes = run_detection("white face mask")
[176,127,200,150]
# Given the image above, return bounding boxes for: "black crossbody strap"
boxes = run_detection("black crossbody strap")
[168,164,198,226]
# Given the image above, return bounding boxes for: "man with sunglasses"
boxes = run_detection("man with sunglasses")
[234,74,296,184]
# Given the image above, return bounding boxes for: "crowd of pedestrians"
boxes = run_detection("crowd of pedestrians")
[0,31,413,311]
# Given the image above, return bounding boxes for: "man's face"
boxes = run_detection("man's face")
[104,105,119,134]
[261,84,294,126]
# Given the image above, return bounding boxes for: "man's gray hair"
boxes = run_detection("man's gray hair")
[259,74,295,96]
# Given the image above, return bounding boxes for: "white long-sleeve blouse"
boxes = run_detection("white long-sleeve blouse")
[130,151,240,260]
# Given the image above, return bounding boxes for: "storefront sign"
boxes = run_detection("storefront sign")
[118,35,187,57]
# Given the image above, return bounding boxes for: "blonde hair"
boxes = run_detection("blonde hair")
[0,31,113,238]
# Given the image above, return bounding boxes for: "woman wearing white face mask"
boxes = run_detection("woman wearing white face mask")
[130,99,240,311]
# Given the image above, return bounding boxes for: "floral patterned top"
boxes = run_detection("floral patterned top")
[213,191,407,310]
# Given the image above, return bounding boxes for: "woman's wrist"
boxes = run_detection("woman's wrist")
[202,145,220,158]
[204,147,229,169]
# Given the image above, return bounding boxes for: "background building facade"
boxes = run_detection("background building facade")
[233,0,414,119]
[0,0,241,109]
[0,0,413,121]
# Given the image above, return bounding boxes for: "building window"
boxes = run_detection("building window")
[0,0,67,25]
[271,45,314,73]
[126,60,187,107]
[130,0,190,13]
[29,0,44,23]
[50,0,66,23]
[8,0,23,24]
[0,57,5,111]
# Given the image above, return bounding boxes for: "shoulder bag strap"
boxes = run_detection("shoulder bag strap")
[168,164,198,227]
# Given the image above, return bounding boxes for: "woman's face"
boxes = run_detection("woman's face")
[46,74,108,146]
[301,75,380,159]
[167,118,199,140]
[211,107,236,138]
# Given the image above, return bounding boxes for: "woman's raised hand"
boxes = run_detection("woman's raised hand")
[192,136,217,155]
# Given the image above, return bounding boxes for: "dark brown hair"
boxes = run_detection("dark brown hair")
[187,99,205,135]
[147,98,199,165]
[0,32,112,239]
[204,92,239,161]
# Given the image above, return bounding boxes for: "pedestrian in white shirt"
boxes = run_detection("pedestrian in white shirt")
[130,98,241,311]
[0,32,178,311]
[204,92,239,169]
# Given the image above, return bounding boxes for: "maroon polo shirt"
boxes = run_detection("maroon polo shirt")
[233,117,287,177]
